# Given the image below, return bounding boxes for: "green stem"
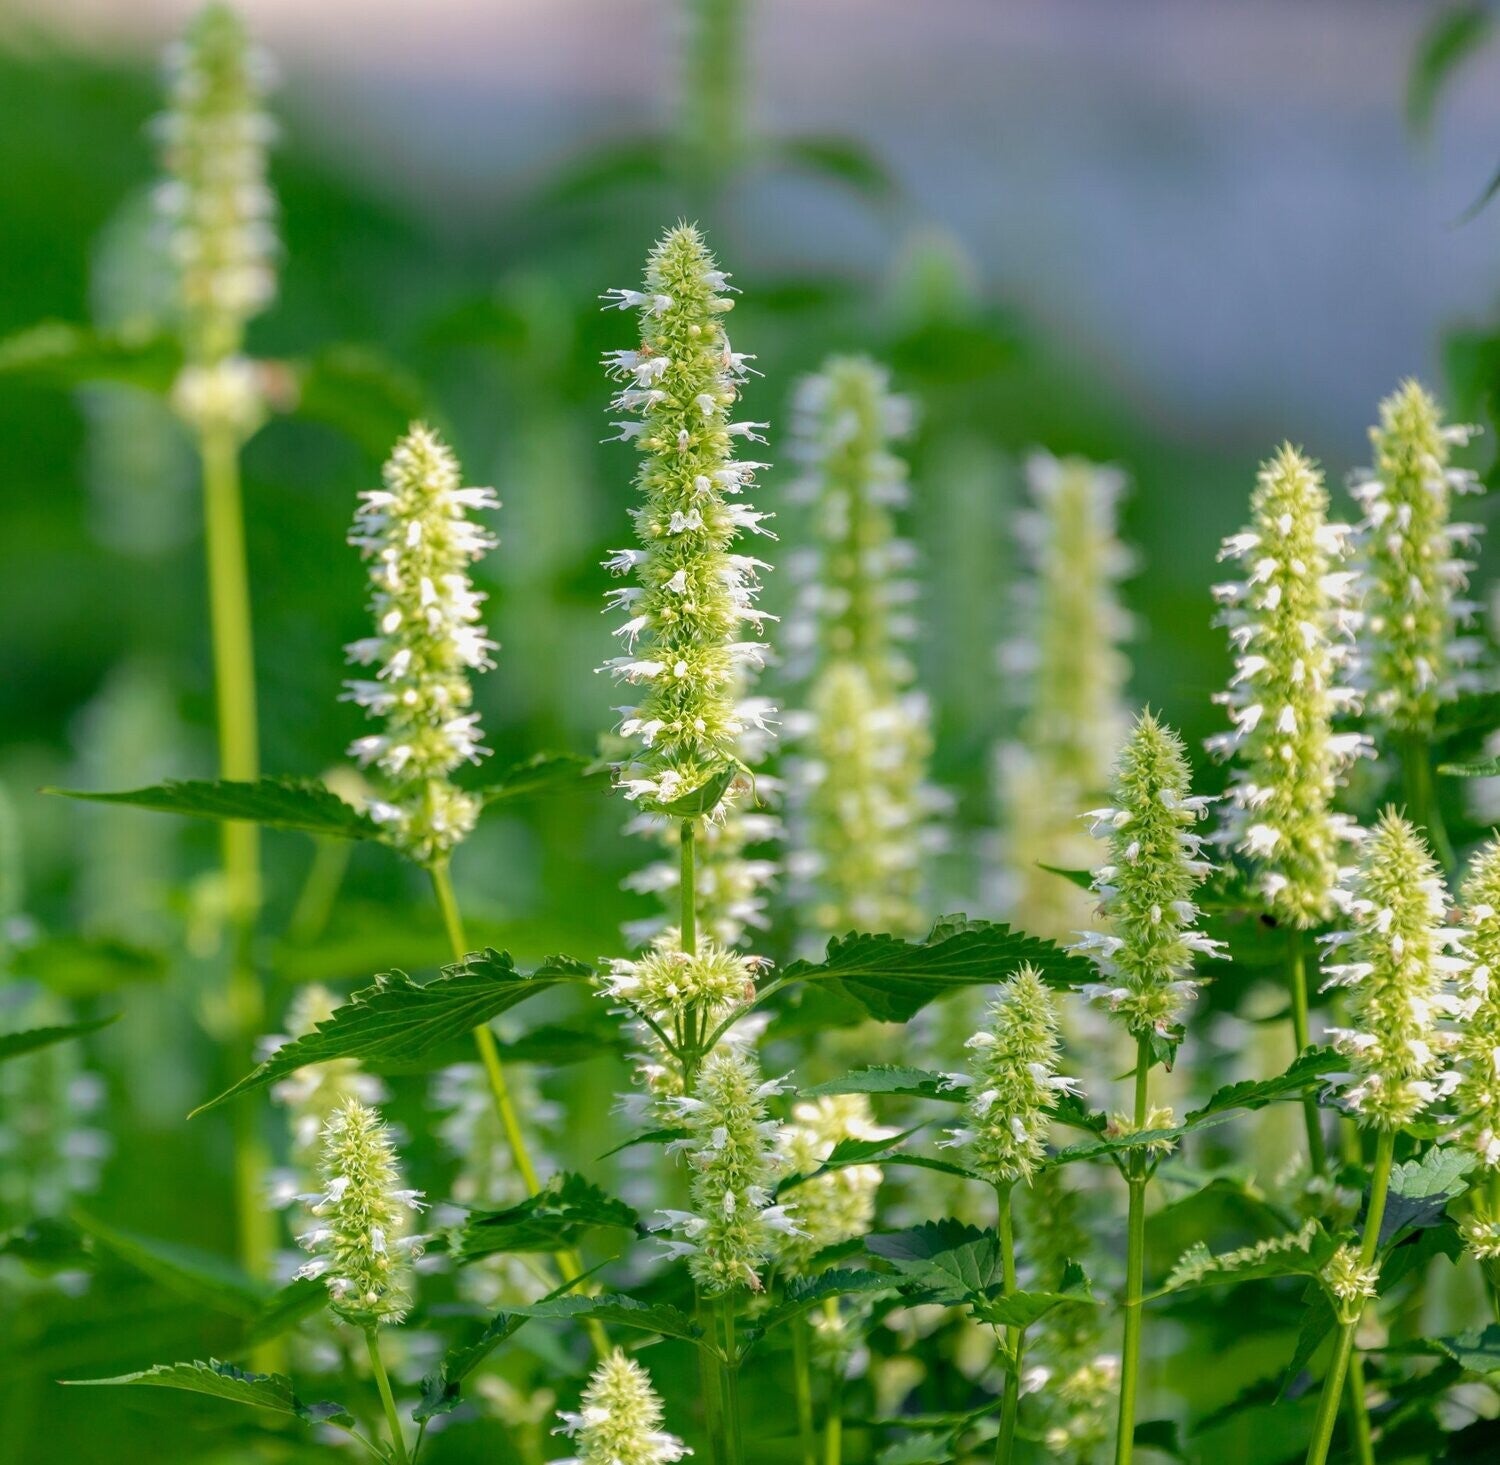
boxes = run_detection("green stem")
[698,1291,728,1465]
[1114,1039,1152,1465]
[995,1184,1022,1465]
[1287,930,1327,1175]
[201,419,275,1362]
[1399,731,1455,874]
[792,1317,817,1465]
[287,835,352,946]
[824,1362,844,1465]
[680,817,703,1086]
[364,1327,410,1465]
[1345,1354,1376,1465]
[1304,1127,1396,1465]
[719,1294,744,1465]
[429,860,607,1358]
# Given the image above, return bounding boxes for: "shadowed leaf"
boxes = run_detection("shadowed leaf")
[0,1014,118,1063]
[457,1173,639,1259]
[63,1359,352,1428]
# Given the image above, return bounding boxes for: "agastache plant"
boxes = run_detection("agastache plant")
[1076,712,1219,1465]
[1210,445,1365,1172]
[782,355,941,944]
[1304,812,1465,1465]
[553,1349,691,1465]
[996,452,1132,939]
[1352,380,1483,868]
[1457,840,1500,1260]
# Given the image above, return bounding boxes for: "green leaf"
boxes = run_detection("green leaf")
[1185,1047,1343,1123]
[875,1433,956,1465]
[479,751,604,807]
[867,1220,1002,1304]
[1383,1146,1478,1245]
[1439,755,1500,778]
[1425,1324,1500,1375]
[63,1359,352,1428]
[241,1279,328,1348]
[414,1310,529,1423]
[769,136,897,199]
[0,320,180,392]
[287,343,426,459]
[507,1293,704,1345]
[1134,1418,1186,1459]
[193,949,592,1113]
[970,1268,1097,1330]
[490,1021,624,1065]
[47,777,382,841]
[0,1013,119,1063]
[646,762,738,818]
[11,936,166,998]
[1160,1224,1331,1295]
[456,1173,639,1259]
[1409,5,1491,137]
[1037,863,1093,891]
[0,1216,90,1270]
[751,1270,897,1336]
[598,1126,689,1160]
[70,1209,268,1320]
[801,1066,963,1103]
[779,916,1093,1023]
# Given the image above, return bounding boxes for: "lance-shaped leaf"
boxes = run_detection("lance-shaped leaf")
[748,1270,898,1339]
[0,1014,118,1063]
[1184,1047,1344,1123]
[507,1293,704,1345]
[456,1173,640,1259]
[776,916,1093,1024]
[802,1066,964,1103]
[969,1264,1097,1330]
[480,751,606,806]
[47,777,382,841]
[1160,1223,1332,1295]
[193,950,593,1114]
[63,1360,353,1428]
[414,1310,529,1423]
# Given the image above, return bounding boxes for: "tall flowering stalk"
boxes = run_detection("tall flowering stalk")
[995,452,1132,940]
[942,965,1079,1464]
[154,0,279,1307]
[1076,713,1218,1465]
[1352,381,1483,869]
[1305,812,1465,1465]
[1457,840,1500,1262]
[783,354,940,944]
[295,1098,425,1464]
[1210,445,1366,1172]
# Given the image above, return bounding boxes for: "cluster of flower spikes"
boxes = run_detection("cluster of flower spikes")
[266,984,387,1210]
[1076,712,1222,1042]
[1209,445,1367,926]
[995,452,1133,940]
[659,1047,799,1293]
[1321,809,1466,1130]
[294,1097,426,1326]
[941,964,1080,1187]
[153,2,278,436]
[778,1093,892,1273]
[1351,379,1484,735]
[1455,838,1500,1258]
[344,423,499,866]
[781,354,942,943]
[552,1348,690,1465]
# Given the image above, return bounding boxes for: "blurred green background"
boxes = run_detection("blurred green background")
[6,1,1500,1461]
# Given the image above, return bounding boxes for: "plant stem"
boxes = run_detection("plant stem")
[792,1317,817,1465]
[995,1183,1022,1465]
[824,1361,844,1465]
[428,859,607,1357]
[363,1327,410,1465]
[698,1291,728,1465]
[1399,730,1455,874]
[1345,1355,1376,1465]
[719,1294,744,1465]
[200,419,276,1361]
[1304,1127,1396,1465]
[680,817,703,1085]
[1286,929,1327,1175]
[1114,1038,1152,1465]
[287,835,352,946]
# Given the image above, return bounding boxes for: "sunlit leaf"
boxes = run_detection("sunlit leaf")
[456,1173,639,1259]
[867,1220,1003,1303]
[63,1359,352,1428]
[802,1066,963,1103]
[507,1293,704,1345]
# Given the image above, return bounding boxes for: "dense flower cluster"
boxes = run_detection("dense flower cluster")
[154,3,277,432]
[600,223,774,814]
[660,1049,798,1293]
[1352,380,1483,734]
[344,424,499,864]
[778,1094,890,1272]
[995,453,1132,939]
[553,1349,690,1465]
[1322,1244,1380,1325]
[295,1097,426,1326]
[942,965,1078,1187]
[782,355,941,941]
[1323,810,1465,1129]
[1456,839,1500,1169]
[1076,713,1221,1041]
[1209,446,1366,925]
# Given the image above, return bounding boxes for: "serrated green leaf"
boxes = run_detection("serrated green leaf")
[1417,1323,1500,1374]
[598,1126,689,1160]
[970,1280,1098,1330]
[867,1220,1002,1304]
[875,1432,955,1465]
[1185,1047,1343,1123]
[507,1293,703,1344]
[1160,1223,1331,1295]
[0,1013,119,1062]
[1382,1146,1478,1245]
[63,1359,352,1428]
[778,916,1093,1023]
[193,950,592,1114]
[0,320,181,391]
[414,1310,529,1423]
[479,751,604,806]
[801,1066,963,1103]
[456,1173,639,1259]
[71,1209,268,1319]
[47,777,382,841]
[751,1270,896,1336]
[11,936,166,998]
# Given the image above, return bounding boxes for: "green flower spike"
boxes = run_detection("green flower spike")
[1210,445,1368,926]
[1322,810,1465,1130]
[553,1348,690,1465]
[1076,713,1222,1044]
[1456,838,1500,1170]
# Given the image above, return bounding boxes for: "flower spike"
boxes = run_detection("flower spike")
[553,1349,691,1465]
